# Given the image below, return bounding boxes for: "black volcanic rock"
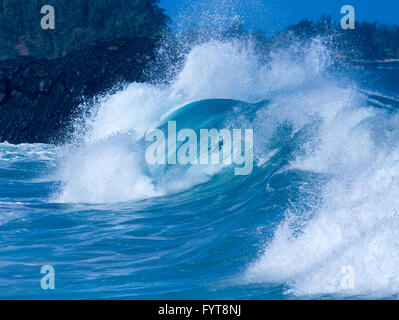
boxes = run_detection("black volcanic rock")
[0,38,163,144]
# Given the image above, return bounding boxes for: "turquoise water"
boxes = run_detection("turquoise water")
[1,40,399,299]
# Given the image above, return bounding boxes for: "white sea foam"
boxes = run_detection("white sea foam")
[56,39,329,203]
[245,80,399,298]
[52,34,399,298]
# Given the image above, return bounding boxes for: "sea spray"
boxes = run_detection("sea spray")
[49,36,399,298]
[55,38,331,203]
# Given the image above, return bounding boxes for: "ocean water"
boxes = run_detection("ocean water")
[1,39,399,299]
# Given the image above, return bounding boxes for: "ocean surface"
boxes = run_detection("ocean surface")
[1,40,399,299]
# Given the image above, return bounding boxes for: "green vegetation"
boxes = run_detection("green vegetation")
[276,17,399,60]
[0,3,397,62]
[174,17,399,62]
[0,0,169,59]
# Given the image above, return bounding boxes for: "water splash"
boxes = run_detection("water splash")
[50,34,399,298]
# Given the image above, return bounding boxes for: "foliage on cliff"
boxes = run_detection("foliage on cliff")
[276,17,399,60]
[0,0,169,59]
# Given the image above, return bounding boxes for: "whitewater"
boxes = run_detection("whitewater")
[1,37,399,299]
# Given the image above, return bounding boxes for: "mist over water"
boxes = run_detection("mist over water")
[2,11,399,299]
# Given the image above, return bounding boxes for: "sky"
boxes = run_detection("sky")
[159,0,399,35]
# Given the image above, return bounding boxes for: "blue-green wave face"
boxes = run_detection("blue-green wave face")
[142,99,266,185]
[2,39,399,299]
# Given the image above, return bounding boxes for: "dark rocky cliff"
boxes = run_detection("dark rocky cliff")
[0,38,161,144]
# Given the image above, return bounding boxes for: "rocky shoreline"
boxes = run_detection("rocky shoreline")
[0,38,162,144]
